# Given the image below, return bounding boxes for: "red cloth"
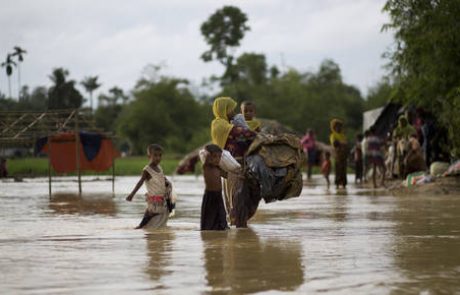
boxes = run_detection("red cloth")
[41,132,119,173]
[146,195,164,203]
[321,159,331,176]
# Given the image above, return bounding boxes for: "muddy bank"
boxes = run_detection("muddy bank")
[389,176,460,196]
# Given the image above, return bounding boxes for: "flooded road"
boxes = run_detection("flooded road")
[1,175,460,294]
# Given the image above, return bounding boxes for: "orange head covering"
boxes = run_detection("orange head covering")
[211,97,237,148]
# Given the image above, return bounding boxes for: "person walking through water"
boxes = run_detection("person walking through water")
[210,97,256,227]
[330,119,348,189]
[126,144,172,229]
[301,129,317,180]
[201,144,229,231]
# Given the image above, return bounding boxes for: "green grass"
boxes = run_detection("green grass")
[7,155,180,177]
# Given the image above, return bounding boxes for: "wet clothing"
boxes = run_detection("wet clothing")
[334,145,348,187]
[139,165,169,229]
[367,136,384,166]
[301,134,317,165]
[201,190,228,231]
[211,97,238,148]
[224,127,256,158]
[354,143,363,180]
[329,119,348,187]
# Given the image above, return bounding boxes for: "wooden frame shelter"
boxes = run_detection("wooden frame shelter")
[0,109,117,196]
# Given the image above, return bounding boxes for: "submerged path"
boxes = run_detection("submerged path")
[1,175,459,294]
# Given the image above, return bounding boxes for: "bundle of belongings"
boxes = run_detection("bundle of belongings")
[200,133,304,227]
[245,133,304,203]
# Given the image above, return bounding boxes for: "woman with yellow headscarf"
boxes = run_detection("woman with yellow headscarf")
[211,97,256,158]
[330,119,348,189]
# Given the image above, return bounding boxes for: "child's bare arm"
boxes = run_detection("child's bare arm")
[126,172,148,201]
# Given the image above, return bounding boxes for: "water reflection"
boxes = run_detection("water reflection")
[144,230,176,282]
[201,228,304,294]
[391,195,460,294]
[331,193,348,222]
[48,193,117,215]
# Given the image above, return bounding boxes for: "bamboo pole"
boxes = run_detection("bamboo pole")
[48,135,52,198]
[112,158,115,196]
[75,112,82,195]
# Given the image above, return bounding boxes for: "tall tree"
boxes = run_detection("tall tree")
[80,76,101,111]
[117,77,210,153]
[201,6,250,85]
[109,86,128,105]
[365,79,394,111]
[12,46,27,100]
[383,0,460,156]
[1,54,16,98]
[48,68,84,109]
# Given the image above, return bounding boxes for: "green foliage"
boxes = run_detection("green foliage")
[201,6,250,85]
[7,156,179,176]
[0,86,48,111]
[80,76,101,110]
[48,68,84,109]
[383,0,460,157]
[116,77,211,154]
[219,59,364,143]
[94,104,122,132]
[365,79,394,111]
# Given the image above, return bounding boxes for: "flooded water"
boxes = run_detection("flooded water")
[1,175,460,294]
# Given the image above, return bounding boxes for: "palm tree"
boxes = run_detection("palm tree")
[12,46,27,100]
[81,76,101,111]
[108,86,128,105]
[1,54,16,98]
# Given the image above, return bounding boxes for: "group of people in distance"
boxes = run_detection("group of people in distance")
[301,110,444,190]
[302,120,396,189]
[126,97,260,230]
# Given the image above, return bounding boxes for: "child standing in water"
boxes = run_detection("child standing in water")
[241,101,261,132]
[126,144,171,229]
[201,144,228,231]
[321,151,332,189]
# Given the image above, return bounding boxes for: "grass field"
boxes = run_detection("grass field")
[6,156,181,177]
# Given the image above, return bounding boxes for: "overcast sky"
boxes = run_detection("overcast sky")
[0,0,393,105]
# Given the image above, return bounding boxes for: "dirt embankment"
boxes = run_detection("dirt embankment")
[388,176,460,196]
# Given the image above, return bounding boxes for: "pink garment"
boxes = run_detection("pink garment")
[300,134,316,152]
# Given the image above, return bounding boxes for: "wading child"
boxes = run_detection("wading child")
[241,101,261,132]
[201,144,228,231]
[126,144,171,229]
[321,151,332,189]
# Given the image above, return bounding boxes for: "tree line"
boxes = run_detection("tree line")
[2,2,458,157]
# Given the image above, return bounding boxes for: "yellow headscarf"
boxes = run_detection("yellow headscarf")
[246,119,261,131]
[329,118,347,145]
[211,97,237,148]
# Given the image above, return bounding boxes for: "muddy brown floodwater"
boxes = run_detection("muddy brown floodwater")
[1,175,460,294]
